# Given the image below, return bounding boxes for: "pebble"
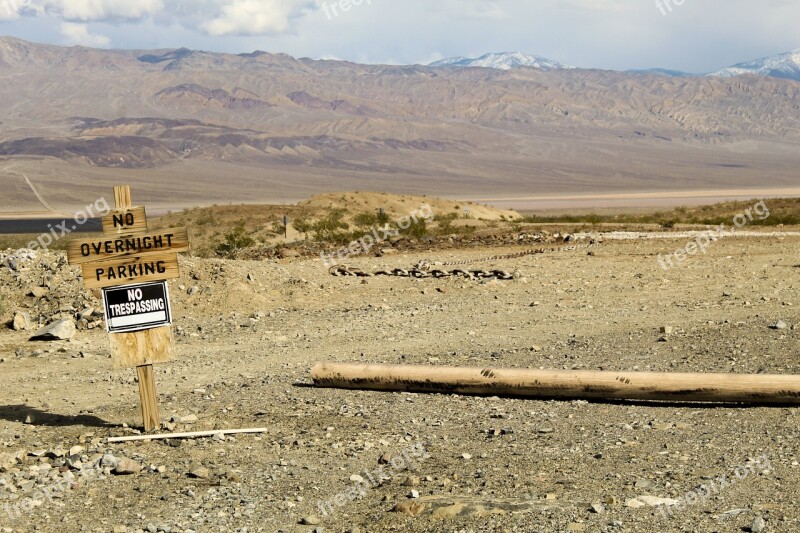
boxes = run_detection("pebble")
[770,320,788,330]
[752,516,766,533]
[299,516,320,526]
[591,503,605,514]
[188,466,211,479]
[69,445,85,456]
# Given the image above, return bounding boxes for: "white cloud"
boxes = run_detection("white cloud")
[60,21,110,46]
[201,0,311,36]
[2,1,319,33]
[0,0,32,21]
[54,0,165,21]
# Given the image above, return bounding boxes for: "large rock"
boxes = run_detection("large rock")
[30,318,76,341]
[12,311,31,331]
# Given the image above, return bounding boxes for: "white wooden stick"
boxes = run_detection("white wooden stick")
[108,427,268,443]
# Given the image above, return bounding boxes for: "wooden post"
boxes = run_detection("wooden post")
[311,363,800,405]
[136,364,159,431]
[113,185,160,431]
[66,184,187,431]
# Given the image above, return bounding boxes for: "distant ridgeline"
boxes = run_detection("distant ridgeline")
[0,218,102,235]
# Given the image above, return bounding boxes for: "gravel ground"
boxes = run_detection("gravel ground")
[0,233,798,533]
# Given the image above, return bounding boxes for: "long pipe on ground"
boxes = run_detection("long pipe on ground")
[311,363,800,405]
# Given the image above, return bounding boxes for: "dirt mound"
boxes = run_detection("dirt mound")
[300,192,522,221]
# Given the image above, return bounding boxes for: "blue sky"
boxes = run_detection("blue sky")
[0,0,797,72]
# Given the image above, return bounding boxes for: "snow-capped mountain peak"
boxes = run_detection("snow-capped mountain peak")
[430,52,573,71]
[710,49,800,81]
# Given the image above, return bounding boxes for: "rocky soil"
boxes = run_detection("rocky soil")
[0,232,799,533]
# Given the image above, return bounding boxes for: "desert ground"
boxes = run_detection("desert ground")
[1,215,799,532]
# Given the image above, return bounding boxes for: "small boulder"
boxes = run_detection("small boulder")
[188,466,210,479]
[12,312,31,331]
[112,457,141,475]
[28,286,49,298]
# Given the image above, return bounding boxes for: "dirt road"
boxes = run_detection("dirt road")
[0,233,798,532]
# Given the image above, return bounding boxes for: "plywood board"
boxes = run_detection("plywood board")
[110,325,175,369]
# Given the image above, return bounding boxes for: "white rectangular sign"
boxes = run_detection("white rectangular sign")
[102,281,172,333]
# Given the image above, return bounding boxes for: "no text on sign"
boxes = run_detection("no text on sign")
[103,281,172,333]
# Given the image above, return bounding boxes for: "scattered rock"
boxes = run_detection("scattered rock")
[76,307,94,320]
[403,475,421,487]
[11,311,31,331]
[299,516,320,526]
[625,495,680,508]
[112,457,141,475]
[69,445,85,456]
[28,286,49,298]
[171,414,198,424]
[30,318,76,340]
[279,249,301,259]
[393,500,427,517]
[770,320,788,330]
[591,503,605,514]
[188,466,211,479]
[378,452,393,465]
[751,516,766,533]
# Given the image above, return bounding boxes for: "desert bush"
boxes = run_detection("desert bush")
[399,217,427,239]
[215,222,255,258]
[353,212,378,228]
[312,209,350,241]
[292,217,312,238]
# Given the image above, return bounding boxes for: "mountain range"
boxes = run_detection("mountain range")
[429,52,574,71]
[0,37,798,211]
[431,50,800,82]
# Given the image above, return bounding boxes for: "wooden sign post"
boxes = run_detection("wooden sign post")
[67,185,189,431]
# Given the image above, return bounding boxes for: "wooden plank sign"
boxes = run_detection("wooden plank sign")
[80,252,181,289]
[66,228,189,264]
[102,206,148,234]
[65,185,190,431]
